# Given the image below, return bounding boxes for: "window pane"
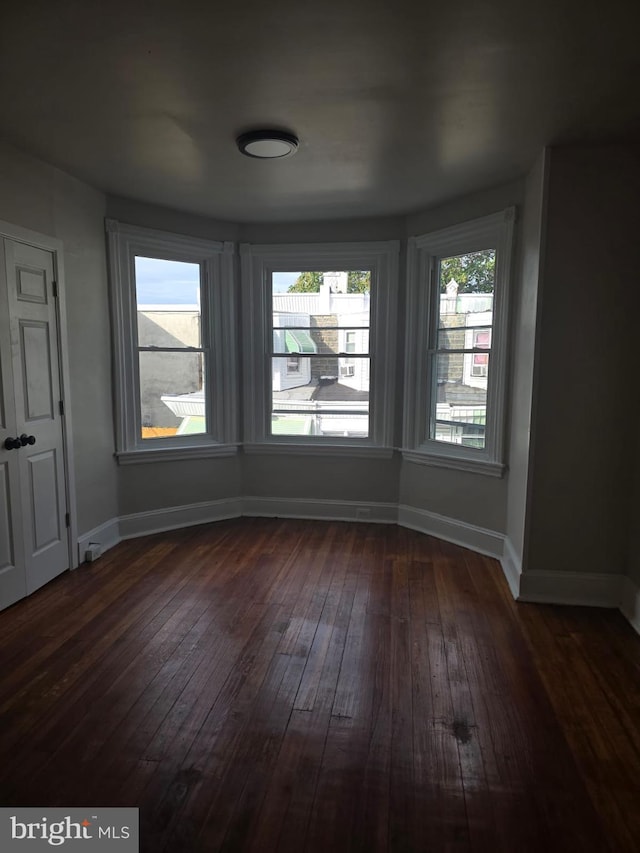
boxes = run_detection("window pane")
[271,358,370,437]
[135,257,202,348]
[438,249,495,322]
[431,352,489,449]
[139,351,206,439]
[271,270,371,439]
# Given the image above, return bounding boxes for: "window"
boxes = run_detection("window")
[241,242,399,454]
[470,329,491,377]
[287,355,301,374]
[340,330,357,378]
[106,221,237,462]
[403,209,515,475]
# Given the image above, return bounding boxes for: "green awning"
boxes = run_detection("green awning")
[284,329,316,354]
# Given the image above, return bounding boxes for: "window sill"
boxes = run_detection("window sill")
[116,443,240,465]
[402,448,505,477]
[244,442,395,459]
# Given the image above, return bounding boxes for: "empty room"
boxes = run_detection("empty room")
[0,1,639,851]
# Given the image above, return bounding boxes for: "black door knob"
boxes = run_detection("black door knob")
[19,434,36,446]
[4,437,21,450]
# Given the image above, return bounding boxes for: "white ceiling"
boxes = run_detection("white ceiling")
[1,0,639,222]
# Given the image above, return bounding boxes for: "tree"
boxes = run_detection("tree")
[288,270,371,293]
[347,271,370,293]
[440,251,495,293]
[287,271,323,292]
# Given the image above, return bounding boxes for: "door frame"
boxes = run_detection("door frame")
[0,219,78,571]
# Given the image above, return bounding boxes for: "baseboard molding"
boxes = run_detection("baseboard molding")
[118,497,243,541]
[76,517,121,565]
[518,569,622,608]
[397,504,504,559]
[242,496,398,524]
[620,575,640,634]
[500,536,522,599]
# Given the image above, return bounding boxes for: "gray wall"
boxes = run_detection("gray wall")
[399,463,507,531]
[242,453,400,505]
[504,152,548,567]
[526,144,639,577]
[0,138,117,536]
[406,179,525,236]
[118,456,242,516]
[239,215,405,244]
[106,196,239,242]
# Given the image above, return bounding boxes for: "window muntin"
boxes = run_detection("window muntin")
[271,271,371,438]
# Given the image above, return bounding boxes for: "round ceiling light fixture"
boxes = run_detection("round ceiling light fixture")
[236,129,299,159]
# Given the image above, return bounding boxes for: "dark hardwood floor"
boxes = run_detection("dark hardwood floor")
[0,518,639,851]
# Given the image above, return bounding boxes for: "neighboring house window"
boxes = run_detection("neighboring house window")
[287,355,301,374]
[106,220,237,463]
[470,328,491,377]
[340,330,357,378]
[403,209,515,475]
[241,242,399,454]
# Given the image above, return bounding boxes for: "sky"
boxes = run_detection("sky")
[134,257,299,303]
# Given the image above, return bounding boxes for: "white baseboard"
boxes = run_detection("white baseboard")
[518,569,622,608]
[397,504,504,559]
[76,517,121,564]
[620,575,640,634]
[118,497,243,541]
[500,536,522,599]
[242,496,398,524]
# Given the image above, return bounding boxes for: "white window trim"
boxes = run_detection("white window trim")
[106,220,238,463]
[240,241,399,455]
[402,208,515,477]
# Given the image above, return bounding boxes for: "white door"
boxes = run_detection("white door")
[0,237,69,609]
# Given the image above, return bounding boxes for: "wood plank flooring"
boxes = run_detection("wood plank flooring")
[0,518,639,851]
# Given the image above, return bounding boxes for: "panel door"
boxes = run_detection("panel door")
[4,239,69,598]
[0,241,27,609]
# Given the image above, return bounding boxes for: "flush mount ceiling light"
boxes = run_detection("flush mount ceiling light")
[236,130,299,159]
